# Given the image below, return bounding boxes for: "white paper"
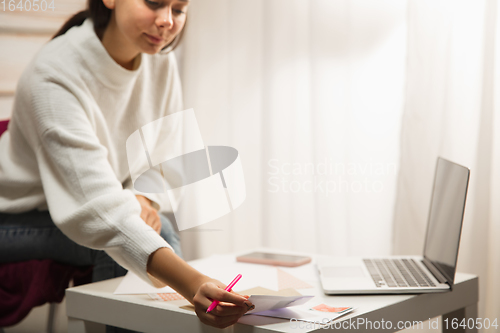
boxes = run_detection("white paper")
[245,295,314,315]
[251,305,354,324]
[193,263,279,292]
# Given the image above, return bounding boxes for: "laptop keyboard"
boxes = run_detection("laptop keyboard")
[363,259,436,288]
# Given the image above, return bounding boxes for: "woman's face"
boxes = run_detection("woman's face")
[104,0,189,56]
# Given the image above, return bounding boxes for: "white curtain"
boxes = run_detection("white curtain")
[177,0,498,326]
[393,0,500,323]
[177,0,406,260]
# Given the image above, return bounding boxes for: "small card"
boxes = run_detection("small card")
[311,304,352,313]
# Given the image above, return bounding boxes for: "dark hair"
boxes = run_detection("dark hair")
[52,0,185,53]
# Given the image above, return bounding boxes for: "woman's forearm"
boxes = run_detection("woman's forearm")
[147,247,209,303]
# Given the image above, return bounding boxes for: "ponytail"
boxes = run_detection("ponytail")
[52,0,111,40]
[52,10,90,40]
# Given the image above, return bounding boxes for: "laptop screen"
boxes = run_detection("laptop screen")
[423,158,470,284]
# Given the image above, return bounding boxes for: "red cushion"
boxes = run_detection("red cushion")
[0,260,92,327]
[0,120,9,137]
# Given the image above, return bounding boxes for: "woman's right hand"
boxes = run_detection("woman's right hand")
[192,278,255,329]
[146,248,255,329]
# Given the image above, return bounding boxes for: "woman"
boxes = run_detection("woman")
[0,0,253,330]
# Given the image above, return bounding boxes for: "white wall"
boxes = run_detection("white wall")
[0,0,85,120]
[0,2,85,330]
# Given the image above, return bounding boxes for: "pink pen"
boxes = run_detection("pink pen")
[206,274,242,313]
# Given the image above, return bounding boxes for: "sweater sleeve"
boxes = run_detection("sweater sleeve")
[125,173,172,213]
[30,79,173,286]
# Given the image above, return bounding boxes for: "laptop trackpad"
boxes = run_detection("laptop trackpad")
[322,266,366,278]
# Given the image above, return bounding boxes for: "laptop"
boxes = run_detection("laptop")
[317,157,470,294]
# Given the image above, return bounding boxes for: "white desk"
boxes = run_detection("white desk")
[66,253,478,333]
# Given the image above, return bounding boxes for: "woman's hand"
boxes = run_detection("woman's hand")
[135,195,161,234]
[147,248,254,329]
[192,277,255,329]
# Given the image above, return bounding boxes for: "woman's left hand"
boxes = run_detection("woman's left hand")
[135,195,161,234]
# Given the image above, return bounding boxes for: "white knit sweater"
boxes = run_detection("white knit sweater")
[0,18,182,284]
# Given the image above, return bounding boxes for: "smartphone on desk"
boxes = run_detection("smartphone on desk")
[236,251,311,267]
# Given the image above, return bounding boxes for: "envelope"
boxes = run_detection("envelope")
[179,287,312,313]
[244,294,314,315]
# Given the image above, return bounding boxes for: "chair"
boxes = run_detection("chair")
[0,119,93,332]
